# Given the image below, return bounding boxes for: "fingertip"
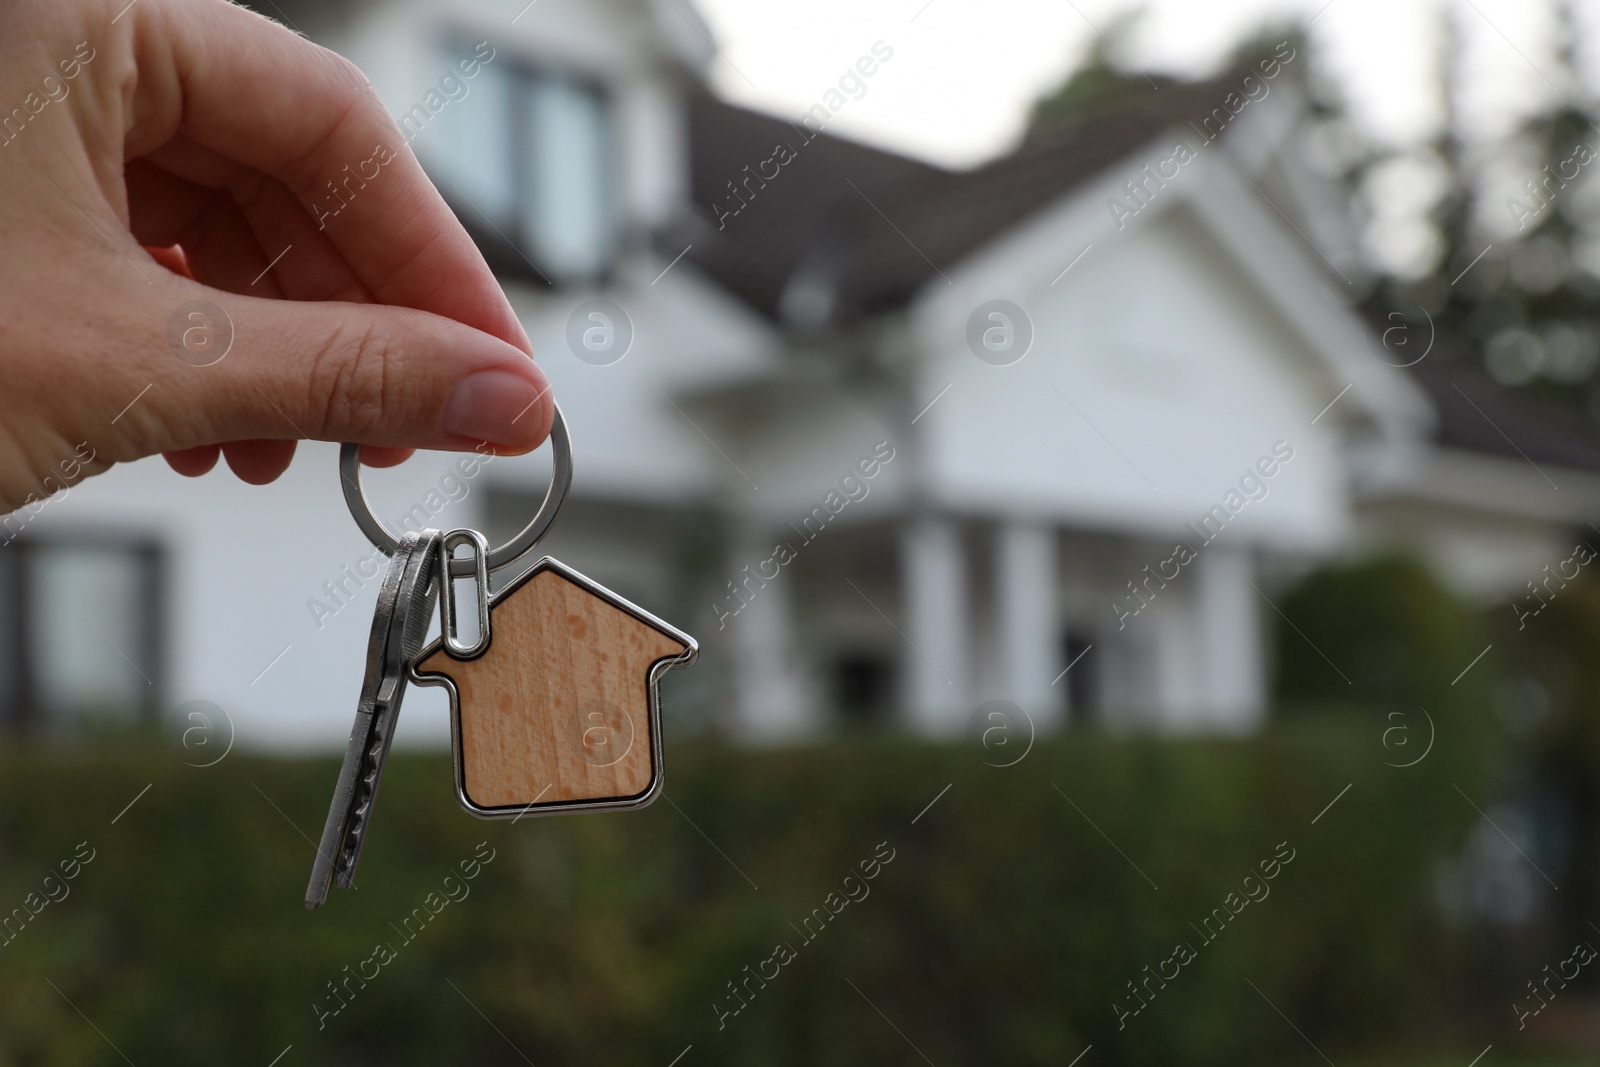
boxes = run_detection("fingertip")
[164,445,221,477]
[145,244,195,280]
[360,446,414,468]
[530,368,556,443]
[222,440,298,484]
[440,367,553,453]
[513,364,555,449]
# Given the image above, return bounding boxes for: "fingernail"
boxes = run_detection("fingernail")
[442,370,546,448]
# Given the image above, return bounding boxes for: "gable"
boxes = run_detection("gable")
[912,202,1353,548]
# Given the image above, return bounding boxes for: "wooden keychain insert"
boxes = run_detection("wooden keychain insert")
[413,555,697,818]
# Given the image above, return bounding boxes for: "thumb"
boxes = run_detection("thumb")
[119,286,554,460]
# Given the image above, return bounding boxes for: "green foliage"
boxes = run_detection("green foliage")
[1272,554,1491,716]
[1375,92,1600,414]
[1025,11,1175,131]
[1026,24,1304,132]
[0,727,1478,1065]
[1489,567,1600,934]
[1352,7,1600,414]
[1492,568,1600,766]
[1027,62,1168,130]
[1350,1054,1592,1067]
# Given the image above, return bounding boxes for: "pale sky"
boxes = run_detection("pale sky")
[693,0,1588,170]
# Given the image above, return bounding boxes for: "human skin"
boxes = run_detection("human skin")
[0,0,555,511]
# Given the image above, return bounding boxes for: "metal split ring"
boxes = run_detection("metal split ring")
[339,403,572,578]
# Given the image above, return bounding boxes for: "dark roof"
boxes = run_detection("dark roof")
[682,78,1237,327]
[1411,360,1600,474]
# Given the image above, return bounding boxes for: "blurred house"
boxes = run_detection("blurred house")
[4,0,1599,747]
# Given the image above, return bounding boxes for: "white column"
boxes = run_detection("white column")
[727,538,811,743]
[901,516,969,734]
[1194,544,1264,731]
[995,521,1059,726]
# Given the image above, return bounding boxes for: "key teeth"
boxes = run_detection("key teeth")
[334,711,396,885]
[339,730,394,860]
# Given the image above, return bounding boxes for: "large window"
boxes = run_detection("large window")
[0,536,164,733]
[425,42,615,284]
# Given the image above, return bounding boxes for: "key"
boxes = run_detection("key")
[305,529,442,909]
[334,528,443,891]
[306,529,440,906]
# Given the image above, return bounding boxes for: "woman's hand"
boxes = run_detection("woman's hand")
[0,0,554,511]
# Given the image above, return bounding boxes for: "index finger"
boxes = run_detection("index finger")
[124,0,530,353]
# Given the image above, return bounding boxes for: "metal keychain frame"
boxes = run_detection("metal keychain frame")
[438,528,491,659]
[410,555,698,821]
[338,403,572,578]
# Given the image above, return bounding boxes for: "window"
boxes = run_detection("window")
[425,41,615,283]
[0,537,164,733]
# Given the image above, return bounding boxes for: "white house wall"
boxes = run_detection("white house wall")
[722,387,905,527]
[495,265,780,504]
[1353,447,1600,602]
[1354,496,1575,605]
[914,201,1350,552]
[23,447,486,751]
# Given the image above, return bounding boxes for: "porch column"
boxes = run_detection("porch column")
[901,515,969,735]
[1193,543,1265,731]
[996,521,1060,726]
[728,534,811,743]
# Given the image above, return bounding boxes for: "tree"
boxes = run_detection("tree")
[1027,3,1600,421]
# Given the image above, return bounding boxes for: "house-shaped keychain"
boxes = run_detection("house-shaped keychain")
[413,557,697,818]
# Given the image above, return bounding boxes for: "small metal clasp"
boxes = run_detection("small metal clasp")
[439,529,491,658]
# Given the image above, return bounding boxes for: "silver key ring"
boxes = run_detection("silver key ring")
[339,403,572,578]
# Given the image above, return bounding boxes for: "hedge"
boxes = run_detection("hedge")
[0,721,1485,1066]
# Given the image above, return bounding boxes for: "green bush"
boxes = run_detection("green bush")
[1487,568,1600,963]
[0,726,1480,1066]
[1272,554,1491,717]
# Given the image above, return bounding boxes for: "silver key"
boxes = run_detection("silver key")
[305,529,442,909]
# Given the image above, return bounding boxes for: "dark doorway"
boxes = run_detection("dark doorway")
[833,652,894,729]
[1061,631,1096,726]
